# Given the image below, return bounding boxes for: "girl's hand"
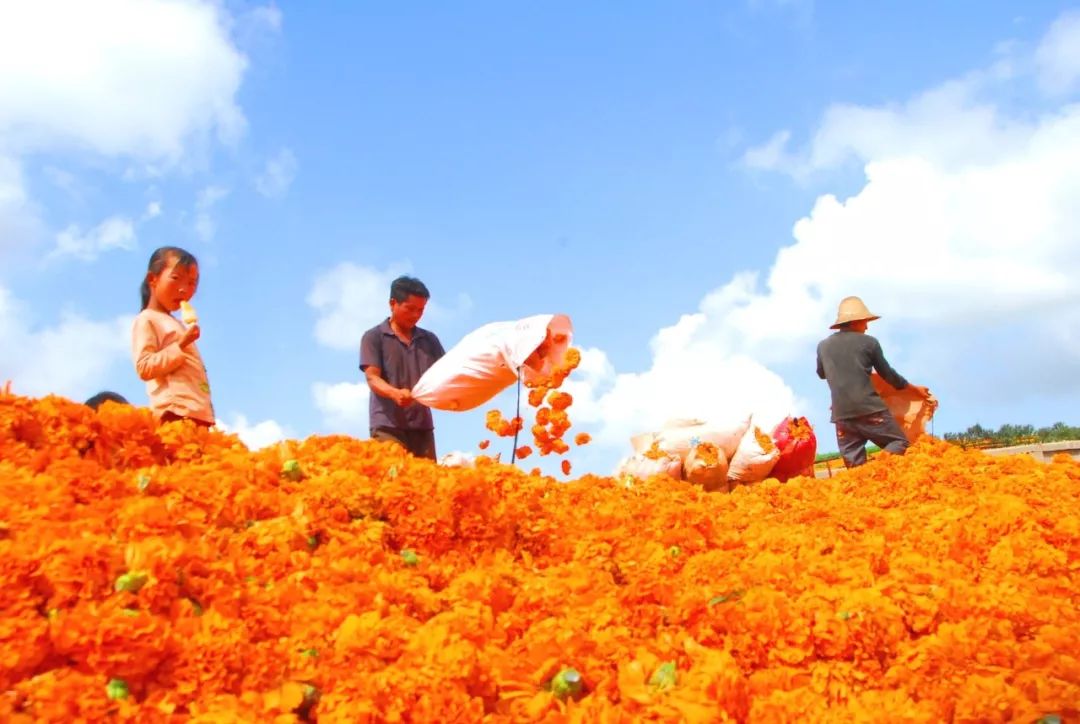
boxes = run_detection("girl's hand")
[179,324,201,349]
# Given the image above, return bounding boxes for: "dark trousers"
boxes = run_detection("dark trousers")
[835,411,909,467]
[371,427,437,460]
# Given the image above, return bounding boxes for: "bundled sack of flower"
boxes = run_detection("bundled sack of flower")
[769,416,817,482]
[1,387,1079,722]
[727,422,780,485]
[683,442,729,492]
[615,441,683,481]
[631,415,749,463]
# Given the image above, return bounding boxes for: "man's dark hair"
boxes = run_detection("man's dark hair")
[85,391,130,410]
[390,276,430,303]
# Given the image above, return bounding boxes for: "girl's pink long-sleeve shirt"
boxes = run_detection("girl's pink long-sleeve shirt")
[131,309,215,424]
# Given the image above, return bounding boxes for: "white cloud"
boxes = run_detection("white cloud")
[741,77,1030,178]
[0,0,256,264]
[44,166,84,199]
[194,185,230,242]
[0,0,248,161]
[312,380,370,432]
[247,5,283,32]
[50,215,136,261]
[425,292,474,326]
[307,262,410,350]
[255,147,297,198]
[307,262,471,350]
[565,339,799,450]
[728,50,1080,368]
[0,285,132,399]
[1035,10,1080,95]
[576,10,1080,454]
[0,154,43,255]
[142,201,162,221]
[217,413,288,450]
[741,130,790,170]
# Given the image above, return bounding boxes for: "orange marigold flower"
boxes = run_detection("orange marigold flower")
[548,391,573,411]
[561,347,582,370]
[693,441,720,466]
[478,440,490,450]
[527,387,548,407]
[754,426,776,453]
[515,446,533,460]
[494,416,524,438]
[549,419,572,438]
[574,432,591,446]
[790,416,812,440]
[643,441,667,460]
[2,390,1079,721]
[536,408,551,426]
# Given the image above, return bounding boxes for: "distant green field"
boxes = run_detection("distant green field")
[814,422,1080,461]
[815,445,879,463]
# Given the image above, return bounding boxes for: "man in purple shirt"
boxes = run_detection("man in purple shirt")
[817,296,931,468]
[360,276,446,459]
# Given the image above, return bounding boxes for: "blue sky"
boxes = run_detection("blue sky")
[2,1,1080,476]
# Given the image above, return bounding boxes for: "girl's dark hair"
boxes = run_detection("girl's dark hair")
[85,391,130,410]
[140,246,198,310]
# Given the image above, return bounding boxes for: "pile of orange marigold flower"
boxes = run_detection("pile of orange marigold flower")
[1,390,1078,722]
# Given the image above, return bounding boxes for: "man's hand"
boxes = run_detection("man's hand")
[909,384,932,399]
[392,388,413,407]
[179,324,201,349]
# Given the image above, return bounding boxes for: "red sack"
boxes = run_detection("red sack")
[770,416,817,482]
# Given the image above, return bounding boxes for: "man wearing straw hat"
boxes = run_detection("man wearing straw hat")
[816,296,931,468]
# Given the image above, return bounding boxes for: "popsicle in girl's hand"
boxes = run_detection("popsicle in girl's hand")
[179,301,198,326]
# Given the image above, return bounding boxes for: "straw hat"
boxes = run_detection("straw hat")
[830,296,880,329]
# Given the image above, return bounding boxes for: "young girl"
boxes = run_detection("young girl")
[131,246,215,427]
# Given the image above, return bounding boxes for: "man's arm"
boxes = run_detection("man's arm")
[816,347,826,380]
[870,339,910,390]
[364,365,411,406]
[360,330,412,407]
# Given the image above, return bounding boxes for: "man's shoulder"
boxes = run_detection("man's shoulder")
[415,326,442,344]
[361,320,391,340]
[817,332,839,350]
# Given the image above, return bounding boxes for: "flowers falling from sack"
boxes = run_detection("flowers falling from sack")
[483,347,585,474]
[3,388,1079,722]
[484,409,523,439]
